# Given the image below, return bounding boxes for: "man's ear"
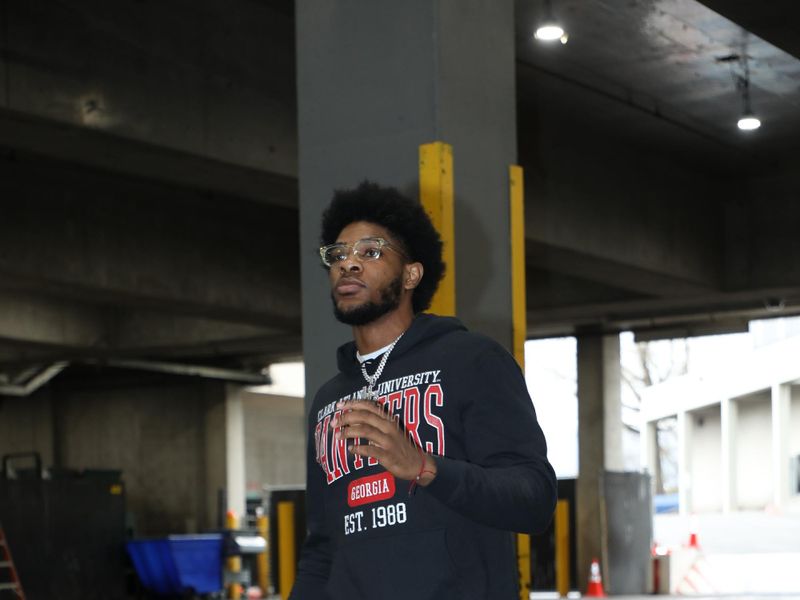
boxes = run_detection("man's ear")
[403,262,424,290]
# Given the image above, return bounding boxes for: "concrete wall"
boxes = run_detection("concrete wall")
[64,380,231,535]
[241,391,305,496]
[690,407,722,512]
[0,389,55,467]
[1,380,310,534]
[0,377,230,535]
[735,392,772,509]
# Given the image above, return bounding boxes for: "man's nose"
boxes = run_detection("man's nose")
[339,256,362,273]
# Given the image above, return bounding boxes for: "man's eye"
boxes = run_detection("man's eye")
[326,248,347,263]
[362,247,381,259]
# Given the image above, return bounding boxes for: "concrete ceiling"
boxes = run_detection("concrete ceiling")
[516,0,800,339]
[516,0,800,164]
[0,0,799,382]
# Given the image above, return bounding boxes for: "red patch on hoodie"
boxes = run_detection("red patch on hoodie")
[347,471,396,507]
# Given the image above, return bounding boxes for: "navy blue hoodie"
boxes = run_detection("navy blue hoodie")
[290,314,557,600]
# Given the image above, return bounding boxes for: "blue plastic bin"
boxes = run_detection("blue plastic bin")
[654,492,679,514]
[126,534,224,595]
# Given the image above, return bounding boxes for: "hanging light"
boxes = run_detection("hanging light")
[735,58,760,131]
[534,0,568,44]
[737,113,761,131]
[534,23,565,41]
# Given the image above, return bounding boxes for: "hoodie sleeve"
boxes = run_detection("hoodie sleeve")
[288,414,331,599]
[423,345,557,534]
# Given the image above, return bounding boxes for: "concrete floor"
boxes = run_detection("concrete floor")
[526,512,800,599]
[610,597,800,599]
[532,595,800,599]
[608,596,800,599]
[652,512,800,595]
[653,512,800,554]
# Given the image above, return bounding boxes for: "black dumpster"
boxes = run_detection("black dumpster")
[0,453,127,600]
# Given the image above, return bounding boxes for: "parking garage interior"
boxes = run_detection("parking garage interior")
[1,1,799,598]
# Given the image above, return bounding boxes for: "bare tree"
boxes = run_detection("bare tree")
[621,338,688,494]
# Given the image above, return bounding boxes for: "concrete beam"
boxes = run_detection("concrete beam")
[0,330,303,368]
[0,158,301,331]
[111,311,278,350]
[118,333,304,364]
[0,291,297,366]
[0,109,298,208]
[527,285,800,339]
[527,240,715,297]
[0,291,104,349]
[109,311,302,362]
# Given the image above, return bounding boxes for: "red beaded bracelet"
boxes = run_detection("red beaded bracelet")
[408,445,437,496]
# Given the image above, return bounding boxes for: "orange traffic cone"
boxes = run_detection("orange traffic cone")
[687,532,700,549]
[585,557,607,597]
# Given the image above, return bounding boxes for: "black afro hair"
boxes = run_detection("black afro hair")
[320,181,445,314]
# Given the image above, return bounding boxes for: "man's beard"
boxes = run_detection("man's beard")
[332,275,403,326]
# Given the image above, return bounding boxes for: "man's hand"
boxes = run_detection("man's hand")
[331,400,437,485]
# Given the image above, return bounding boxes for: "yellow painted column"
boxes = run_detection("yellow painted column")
[256,511,270,595]
[226,510,242,600]
[517,532,532,600]
[509,164,527,365]
[419,141,455,316]
[555,500,571,597]
[509,164,531,600]
[277,501,296,599]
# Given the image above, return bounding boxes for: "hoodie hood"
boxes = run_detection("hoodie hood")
[336,313,466,375]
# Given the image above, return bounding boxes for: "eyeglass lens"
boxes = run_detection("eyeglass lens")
[324,239,383,265]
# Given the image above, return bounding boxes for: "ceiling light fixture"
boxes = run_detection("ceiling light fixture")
[735,54,760,131]
[737,112,760,131]
[534,0,568,44]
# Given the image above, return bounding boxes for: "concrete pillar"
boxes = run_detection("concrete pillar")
[720,397,738,513]
[640,420,659,492]
[576,334,623,586]
[202,382,246,529]
[296,0,518,406]
[771,383,791,508]
[226,385,247,521]
[677,411,693,516]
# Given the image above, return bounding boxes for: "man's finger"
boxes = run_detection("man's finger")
[337,423,391,448]
[336,400,386,418]
[332,408,393,434]
[348,443,388,465]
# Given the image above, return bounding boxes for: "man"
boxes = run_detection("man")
[290,181,556,600]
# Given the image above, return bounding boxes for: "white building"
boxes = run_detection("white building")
[640,333,800,515]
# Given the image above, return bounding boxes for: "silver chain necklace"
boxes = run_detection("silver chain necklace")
[359,332,404,401]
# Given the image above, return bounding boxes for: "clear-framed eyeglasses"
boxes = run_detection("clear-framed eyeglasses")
[319,237,408,268]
